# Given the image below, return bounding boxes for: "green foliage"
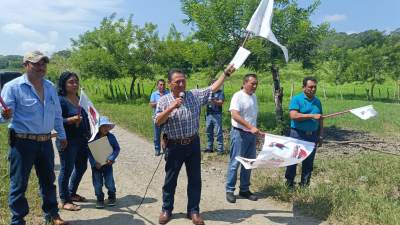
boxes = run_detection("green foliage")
[7,61,24,69]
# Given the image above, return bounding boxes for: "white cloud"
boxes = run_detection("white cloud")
[322,14,348,22]
[18,42,57,55]
[346,31,356,35]
[2,23,42,38]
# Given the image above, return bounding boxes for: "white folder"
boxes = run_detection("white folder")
[88,137,113,165]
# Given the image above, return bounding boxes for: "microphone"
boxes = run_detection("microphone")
[179,92,185,99]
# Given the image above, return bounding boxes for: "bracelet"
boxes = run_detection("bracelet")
[223,71,230,77]
[167,106,173,113]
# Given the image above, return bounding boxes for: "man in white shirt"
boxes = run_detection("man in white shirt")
[225,74,260,203]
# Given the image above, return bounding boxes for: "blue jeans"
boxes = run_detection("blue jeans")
[206,114,223,151]
[285,129,318,183]
[162,136,201,214]
[8,138,59,225]
[56,138,88,203]
[92,165,116,197]
[225,129,256,193]
[153,122,162,153]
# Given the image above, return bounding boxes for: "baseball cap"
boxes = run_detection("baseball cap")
[99,116,115,130]
[23,50,50,64]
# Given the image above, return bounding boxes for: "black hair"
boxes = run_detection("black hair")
[167,68,185,82]
[57,71,79,96]
[157,79,166,85]
[303,77,317,87]
[243,74,258,83]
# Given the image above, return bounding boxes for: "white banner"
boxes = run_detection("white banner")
[350,105,378,120]
[79,89,99,142]
[236,133,315,169]
[246,0,288,62]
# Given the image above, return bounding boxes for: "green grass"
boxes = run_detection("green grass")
[0,124,43,224]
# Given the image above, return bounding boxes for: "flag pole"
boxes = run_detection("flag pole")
[241,33,251,48]
[323,110,351,118]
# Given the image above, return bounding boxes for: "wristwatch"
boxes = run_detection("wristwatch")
[318,136,323,139]
[223,71,230,77]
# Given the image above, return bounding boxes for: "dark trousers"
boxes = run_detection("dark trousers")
[8,139,59,225]
[92,165,116,197]
[162,136,201,214]
[285,129,318,183]
[56,138,88,203]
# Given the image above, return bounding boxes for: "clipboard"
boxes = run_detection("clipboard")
[88,136,113,165]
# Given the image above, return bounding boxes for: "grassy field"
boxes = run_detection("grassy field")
[0,124,43,224]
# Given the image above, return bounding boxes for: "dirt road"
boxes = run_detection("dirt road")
[55,125,324,225]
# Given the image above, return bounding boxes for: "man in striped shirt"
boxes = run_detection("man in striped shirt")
[153,64,236,225]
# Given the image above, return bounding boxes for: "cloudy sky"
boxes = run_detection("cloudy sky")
[0,0,398,56]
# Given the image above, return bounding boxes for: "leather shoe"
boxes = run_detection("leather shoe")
[158,212,172,224]
[53,217,69,225]
[187,213,205,225]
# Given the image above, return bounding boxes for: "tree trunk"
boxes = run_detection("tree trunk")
[290,84,294,100]
[270,66,283,125]
[379,88,381,101]
[123,85,129,101]
[150,83,156,95]
[130,75,137,99]
[137,83,141,98]
[324,85,328,101]
[142,83,145,101]
[106,84,108,95]
[365,89,369,100]
[109,80,114,100]
[337,79,343,99]
[371,83,375,100]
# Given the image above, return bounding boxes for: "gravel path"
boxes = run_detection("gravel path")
[54,125,325,225]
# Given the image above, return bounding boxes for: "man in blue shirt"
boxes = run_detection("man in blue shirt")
[0,50,69,225]
[204,78,226,155]
[150,79,170,156]
[286,77,324,190]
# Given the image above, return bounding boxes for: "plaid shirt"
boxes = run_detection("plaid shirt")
[153,86,213,139]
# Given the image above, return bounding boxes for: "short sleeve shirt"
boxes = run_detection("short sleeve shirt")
[152,86,213,139]
[150,89,170,113]
[206,90,225,113]
[229,90,258,129]
[289,92,323,132]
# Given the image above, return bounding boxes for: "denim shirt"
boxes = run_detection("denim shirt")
[0,74,66,139]
[88,132,120,168]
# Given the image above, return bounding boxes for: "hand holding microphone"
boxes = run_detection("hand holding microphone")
[170,92,185,110]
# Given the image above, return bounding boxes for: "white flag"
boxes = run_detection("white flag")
[79,89,100,142]
[349,105,378,120]
[236,133,315,169]
[230,47,251,69]
[246,0,289,62]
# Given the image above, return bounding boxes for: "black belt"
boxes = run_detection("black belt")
[168,133,199,145]
[207,112,222,115]
[292,128,318,135]
[233,127,245,132]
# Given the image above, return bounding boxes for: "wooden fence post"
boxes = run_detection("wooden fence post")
[379,88,381,101]
[324,85,327,101]
[115,85,119,100]
[290,84,294,100]
[95,85,98,94]
[195,85,198,89]
[109,85,114,100]
[142,83,145,101]
[387,88,389,99]
[123,85,129,101]
[87,85,90,93]
[101,85,104,96]
[137,83,141,98]
[91,85,94,93]
[365,89,370,100]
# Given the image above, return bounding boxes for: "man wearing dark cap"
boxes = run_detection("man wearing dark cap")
[204,78,226,155]
[0,50,69,225]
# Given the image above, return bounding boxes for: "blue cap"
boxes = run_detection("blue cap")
[99,116,115,130]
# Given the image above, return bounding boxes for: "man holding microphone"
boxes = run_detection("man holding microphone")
[0,50,69,225]
[153,64,236,224]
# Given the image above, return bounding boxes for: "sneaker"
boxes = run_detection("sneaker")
[96,196,105,208]
[239,191,258,201]
[226,192,236,203]
[108,194,116,206]
[155,151,161,156]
